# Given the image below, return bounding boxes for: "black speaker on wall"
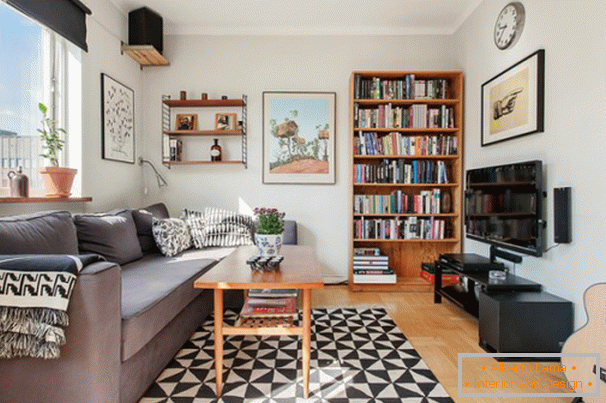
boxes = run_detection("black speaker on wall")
[553,187,571,244]
[128,7,163,54]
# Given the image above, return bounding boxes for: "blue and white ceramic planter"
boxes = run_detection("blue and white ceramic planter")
[255,233,283,257]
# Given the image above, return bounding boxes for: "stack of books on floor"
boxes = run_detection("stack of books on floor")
[240,289,298,318]
[353,248,396,284]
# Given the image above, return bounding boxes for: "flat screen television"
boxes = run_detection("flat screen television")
[465,160,543,257]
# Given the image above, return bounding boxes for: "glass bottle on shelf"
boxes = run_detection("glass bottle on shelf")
[210,138,222,162]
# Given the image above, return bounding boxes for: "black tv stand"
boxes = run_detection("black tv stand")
[433,253,573,356]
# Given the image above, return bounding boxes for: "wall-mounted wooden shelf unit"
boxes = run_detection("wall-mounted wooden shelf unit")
[121,44,169,67]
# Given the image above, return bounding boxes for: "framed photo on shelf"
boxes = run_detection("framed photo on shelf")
[175,114,198,131]
[481,49,545,146]
[215,113,237,130]
[262,91,336,184]
[101,73,135,164]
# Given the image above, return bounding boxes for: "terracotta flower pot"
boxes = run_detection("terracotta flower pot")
[39,167,77,198]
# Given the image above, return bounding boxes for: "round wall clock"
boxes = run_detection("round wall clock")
[494,2,525,50]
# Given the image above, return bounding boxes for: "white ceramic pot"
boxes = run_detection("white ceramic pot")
[254,233,283,257]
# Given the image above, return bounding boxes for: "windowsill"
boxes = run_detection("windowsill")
[0,197,92,204]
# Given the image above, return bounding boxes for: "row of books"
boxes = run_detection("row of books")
[354,132,458,156]
[354,75,450,100]
[240,289,298,318]
[354,160,449,184]
[352,248,396,284]
[354,104,454,129]
[354,189,446,215]
[354,217,448,240]
[168,138,183,162]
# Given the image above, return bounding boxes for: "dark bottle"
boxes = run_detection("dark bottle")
[210,138,222,162]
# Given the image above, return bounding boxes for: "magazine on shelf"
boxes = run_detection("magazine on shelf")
[247,289,298,298]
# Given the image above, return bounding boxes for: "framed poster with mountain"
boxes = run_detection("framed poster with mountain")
[262,92,336,184]
[481,49,544,146]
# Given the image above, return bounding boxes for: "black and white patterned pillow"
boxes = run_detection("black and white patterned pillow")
[181,209,205,249]
[152,217,192,257]
[201,207,254,247]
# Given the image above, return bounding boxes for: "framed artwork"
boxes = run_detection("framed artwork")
[101,73,135,163]
[481,49,545,146]
[175,113,198,131]
[262,91,336,184]
[215,113,237,130]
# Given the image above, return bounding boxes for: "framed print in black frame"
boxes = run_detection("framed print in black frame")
[101,73,135,163]
[481,49,544,146]
[262,91,336,184]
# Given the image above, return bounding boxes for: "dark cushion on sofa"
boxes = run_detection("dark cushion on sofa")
[120,247,235,361]
[74,210,143,265]
[0,210,78,254]
[131,203,170,253]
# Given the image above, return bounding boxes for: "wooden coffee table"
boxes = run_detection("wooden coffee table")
[193,245,324,398]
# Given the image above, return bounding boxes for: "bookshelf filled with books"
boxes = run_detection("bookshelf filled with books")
[161,95,248,167]
[349,71,463,292]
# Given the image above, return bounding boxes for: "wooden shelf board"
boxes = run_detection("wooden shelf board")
[354,99,459,105]
[121,45,169,66]
[355,128,458,133]
[163,160,243,166]
[0,196,92,204]
[163,99,245,108]
[354,213,458,218]
[164,129,244,136]
[349,276,433,292]
[354,154,458,160]
[353,238,460,243]
[353,183,459,187]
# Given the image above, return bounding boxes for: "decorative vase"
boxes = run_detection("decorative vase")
[39,167,77,198]
[254,233,283,257]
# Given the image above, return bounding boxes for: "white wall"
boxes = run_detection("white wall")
[0,0,144,217]
[141,35,458,280]
[454,0,606,327]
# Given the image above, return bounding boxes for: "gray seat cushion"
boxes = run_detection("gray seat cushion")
[120,247,235,361]
[131,203,170,253]
[0,210,78,254]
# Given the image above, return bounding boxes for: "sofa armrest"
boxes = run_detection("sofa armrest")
[0,261,122,403]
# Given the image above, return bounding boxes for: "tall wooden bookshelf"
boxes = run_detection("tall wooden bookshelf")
[349,71,463,292]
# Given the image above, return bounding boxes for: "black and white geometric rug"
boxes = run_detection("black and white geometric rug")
[140,307,454,403]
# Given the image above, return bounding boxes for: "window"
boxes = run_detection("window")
[0,2,81,195]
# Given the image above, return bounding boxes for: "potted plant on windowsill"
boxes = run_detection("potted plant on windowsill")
[254,207,286,257]
[38,103,77,198]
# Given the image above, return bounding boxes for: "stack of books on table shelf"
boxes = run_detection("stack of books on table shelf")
[420,262,460,285]
[240,289,298,318]
[353,248,396,284]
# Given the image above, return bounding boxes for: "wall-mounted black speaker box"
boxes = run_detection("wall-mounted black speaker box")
[128,7,163,54]
[553,187,571,244]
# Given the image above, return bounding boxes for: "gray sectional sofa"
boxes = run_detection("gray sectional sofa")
[0,204,297,403]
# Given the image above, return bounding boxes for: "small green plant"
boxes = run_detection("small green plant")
[254,207,286,235]
[38,103,66,167]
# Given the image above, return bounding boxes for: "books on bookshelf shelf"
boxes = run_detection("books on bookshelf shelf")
[352,248,396,284]
[354,160,449,184]
[168,138,183,162]
[355,132,457,157]
[240,297,297,318]
[354,189,445,215]
[354,104,454,129]
[354,75,449,100]
[354,217,447,240]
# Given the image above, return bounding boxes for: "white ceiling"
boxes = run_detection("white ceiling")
[108,0,484,36]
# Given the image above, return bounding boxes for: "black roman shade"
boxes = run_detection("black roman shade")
[7,0,92,52]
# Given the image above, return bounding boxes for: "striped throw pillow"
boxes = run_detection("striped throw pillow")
[181,209,205,249]
[201,207,254,247]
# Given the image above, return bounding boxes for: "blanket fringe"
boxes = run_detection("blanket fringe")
[0,306,69,327]
[0,332,62,359]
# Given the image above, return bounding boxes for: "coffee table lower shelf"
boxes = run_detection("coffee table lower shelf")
[230,315,302,336]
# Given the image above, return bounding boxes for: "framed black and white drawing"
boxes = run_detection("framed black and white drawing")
[481,49,544,146]
[262,91,336,184]
[102,73,135,163]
